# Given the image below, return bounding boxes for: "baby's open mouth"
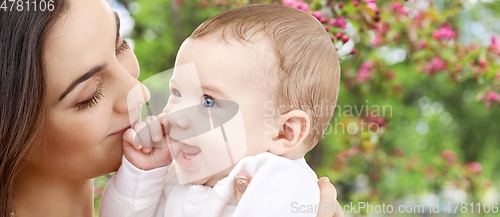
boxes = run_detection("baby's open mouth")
[170,137,202,168]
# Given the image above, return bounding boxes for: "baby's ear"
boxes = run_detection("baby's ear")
[269,110,310,157]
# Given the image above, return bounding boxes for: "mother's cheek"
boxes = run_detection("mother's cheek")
[45,108,115,173]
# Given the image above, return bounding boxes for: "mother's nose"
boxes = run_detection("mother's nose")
[113,68,150,114]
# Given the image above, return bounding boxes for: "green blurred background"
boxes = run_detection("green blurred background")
[94,0,500,216]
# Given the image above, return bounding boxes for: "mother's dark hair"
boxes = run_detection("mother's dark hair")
[0,2,68,216]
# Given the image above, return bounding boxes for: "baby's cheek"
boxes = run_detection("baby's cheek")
[163,96,177,113]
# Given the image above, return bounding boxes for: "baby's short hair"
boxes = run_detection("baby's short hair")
[190,4,341,149]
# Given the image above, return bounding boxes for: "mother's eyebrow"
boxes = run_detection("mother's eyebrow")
[59,63,108,101]
[58,13,119,102]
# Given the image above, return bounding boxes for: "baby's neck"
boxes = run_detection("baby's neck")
[196,150,307,187]
[196,166,234,187]
[277,151,306,160]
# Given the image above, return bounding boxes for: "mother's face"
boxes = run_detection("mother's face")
[40,0,146,180]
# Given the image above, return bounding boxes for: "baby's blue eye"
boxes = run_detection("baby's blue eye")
[172,89,181,97]
[202,96,217,107]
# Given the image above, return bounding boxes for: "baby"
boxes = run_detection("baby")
[100,3,340,217]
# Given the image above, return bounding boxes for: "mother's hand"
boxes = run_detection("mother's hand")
[233,174,344,217]
[317,177,344,217]
[233,173,251,203]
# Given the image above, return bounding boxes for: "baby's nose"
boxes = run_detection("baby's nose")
[167,104,214,141]
[167,108,190,129]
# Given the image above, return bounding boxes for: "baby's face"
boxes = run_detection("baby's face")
[162,37,279,186]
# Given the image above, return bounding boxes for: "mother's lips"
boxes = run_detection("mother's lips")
[107,119,140,137]
[108,127,130,137]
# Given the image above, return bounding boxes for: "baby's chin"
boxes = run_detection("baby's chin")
[189,177,211,186]
[188,166,235,187]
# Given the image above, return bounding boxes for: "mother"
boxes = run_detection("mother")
[0,0,342,216]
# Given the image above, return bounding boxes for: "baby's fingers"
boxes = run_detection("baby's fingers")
[123,128,142,151]
[145,116,163,144]
[134,121,152,149]
[158,112,169,135]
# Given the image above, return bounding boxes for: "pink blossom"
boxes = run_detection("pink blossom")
[496,72,500,80]
[466,162,482,174]
[337,18,347,29]
[357,69,371,82]
[357,61,374,82]
[418,40,427,49]
[477,58,488,68]
[342,35,350,43]
[324,26,330,32]
[367,2,378,12]
[391,1,403,10]
[441,149,456,163]
[281,0,293,5]
[330,18,336,26]
[431,56,447,71]
[398,7,409,15]
[330,18,337,26]
[363,0,377,3]
[490,34,500,54]
[391,2,409,15]
[376,23,390,34]
[424,57,447,75]
[487,91,500,101]
[342,35,349,43]
[298,2,309,11]
[492,34,499,44]
[353,0,359,6]
[311,11,322,19]
[282,0,297,7]
[432,25,457,40]
[283,0,308,10]
[360,60,375,69]
[320,17,328,23]
[370,35,383,47]
[330,16,347,29]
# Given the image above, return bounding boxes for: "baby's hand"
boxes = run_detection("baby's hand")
[122,114,172,171]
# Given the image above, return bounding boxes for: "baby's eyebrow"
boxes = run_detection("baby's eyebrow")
[201,85,227,98]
